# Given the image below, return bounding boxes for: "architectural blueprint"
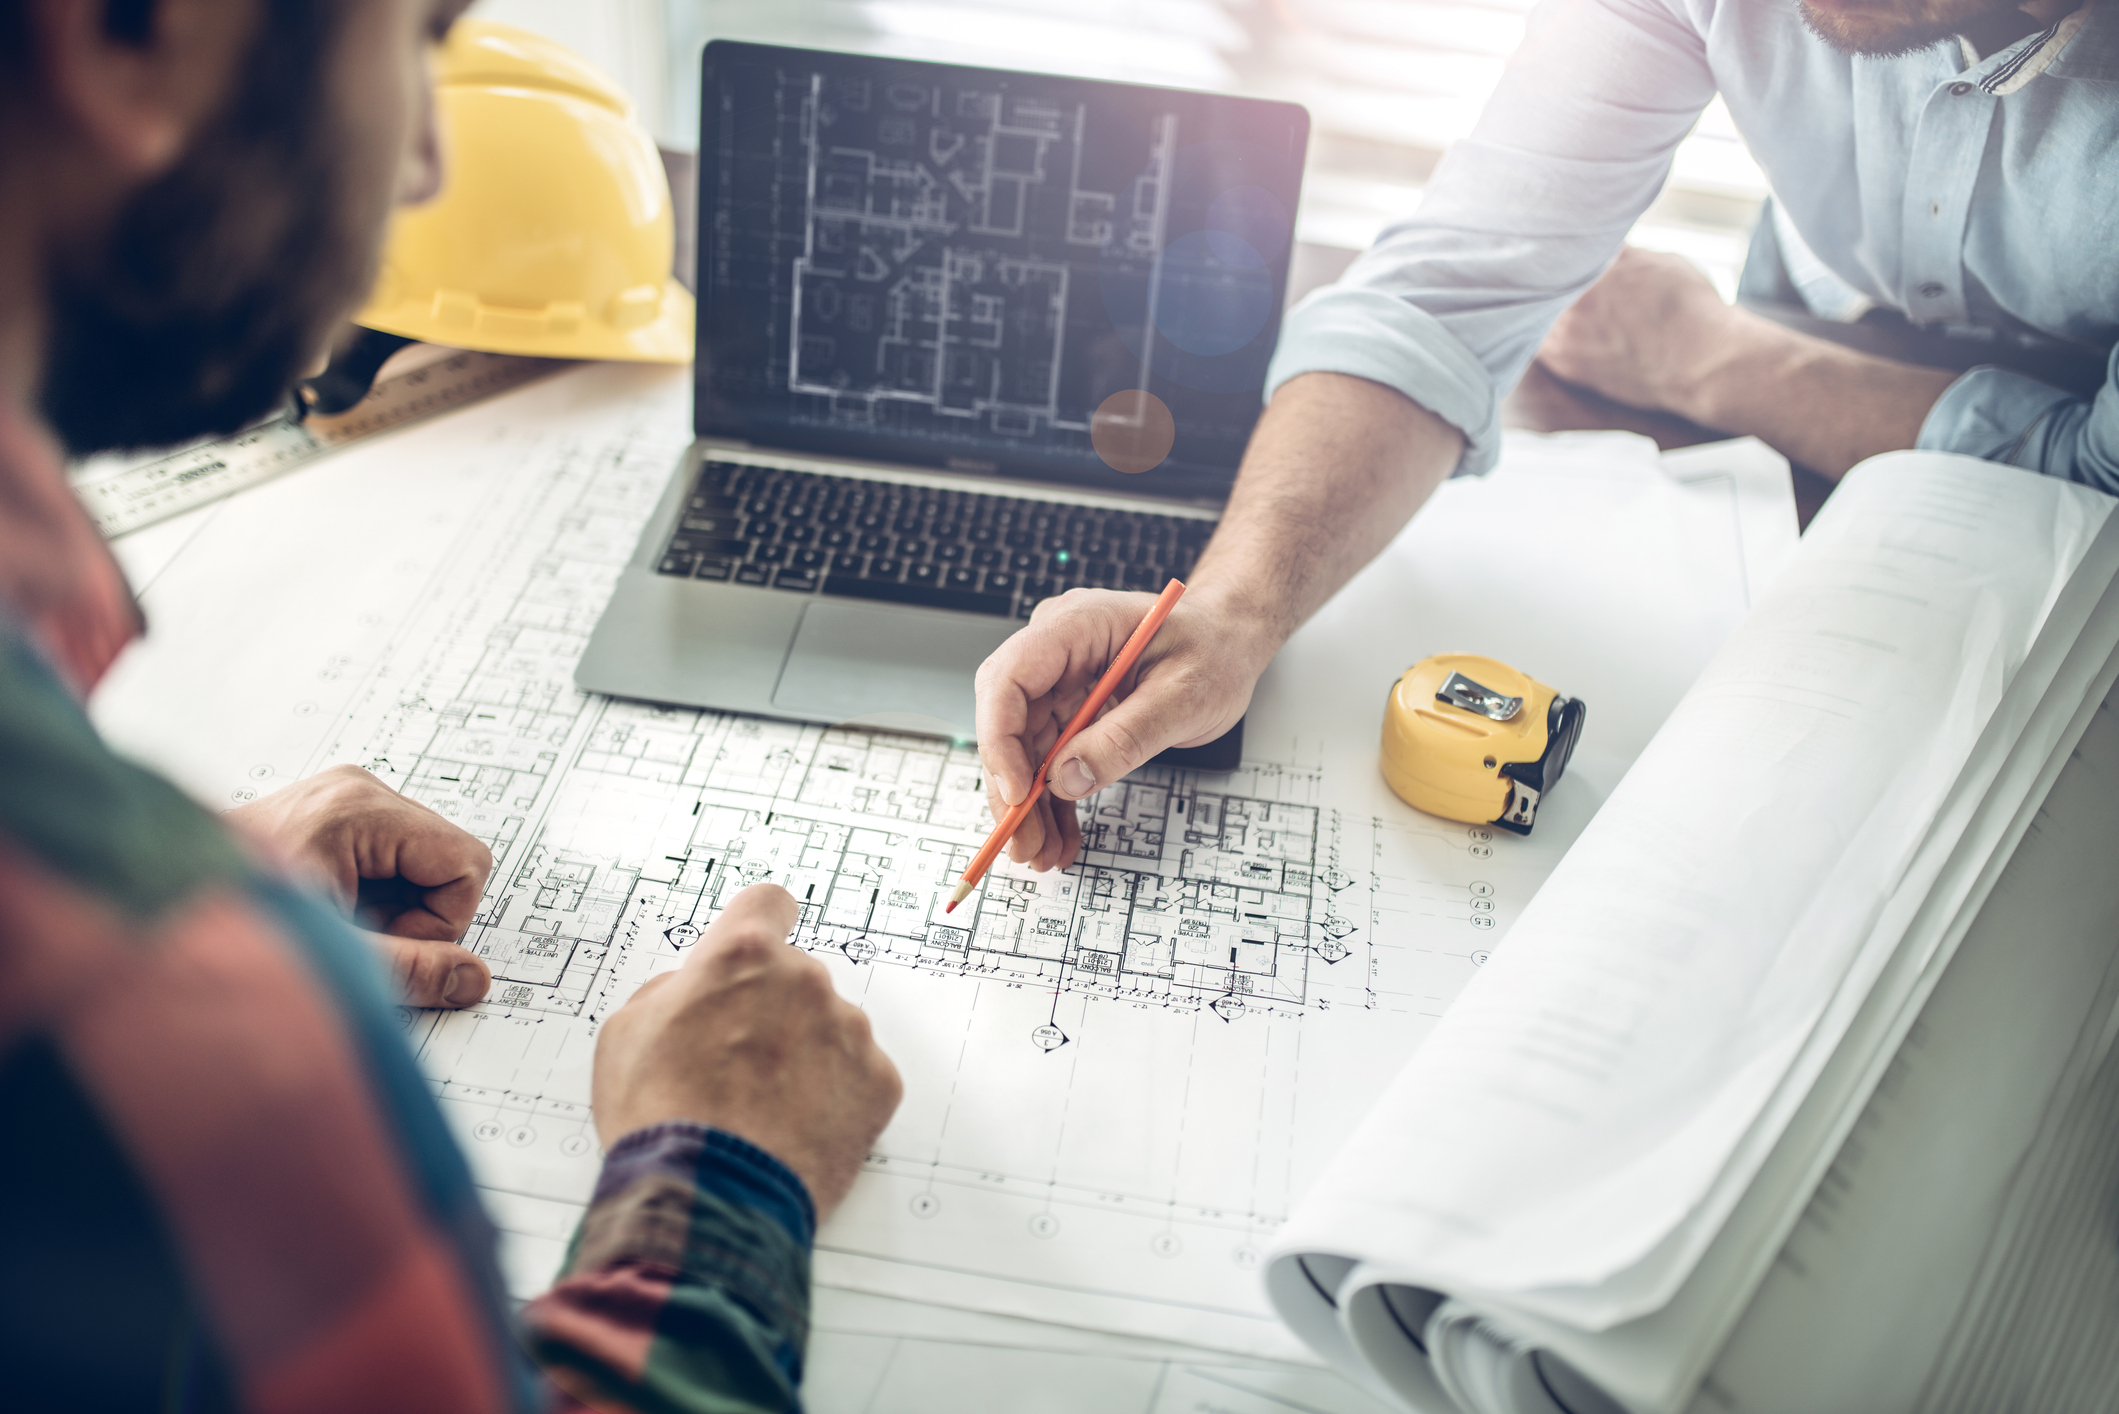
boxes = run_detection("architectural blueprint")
[787,73,1173,439]
[307,399,1522,1350]
[698,50,1300,483]
[95,361,1797,1365]
[751,63,1178,444]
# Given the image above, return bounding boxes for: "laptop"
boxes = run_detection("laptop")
[577,41,1309,766]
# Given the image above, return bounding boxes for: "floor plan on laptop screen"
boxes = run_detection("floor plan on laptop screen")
[94,363,1788,1359]
[697,47,1306,489]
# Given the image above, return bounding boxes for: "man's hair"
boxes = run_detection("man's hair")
[22,0,370,455]
[0,0,155,78]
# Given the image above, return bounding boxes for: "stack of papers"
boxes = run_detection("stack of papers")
[1269,453,2119,1413]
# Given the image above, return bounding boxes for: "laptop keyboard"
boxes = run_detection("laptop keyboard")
[654,460,1214,619]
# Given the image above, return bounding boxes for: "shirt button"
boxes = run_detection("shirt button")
[1919,281,1946,298]
[1949,81,1974,96]
[1930,201,1942,217]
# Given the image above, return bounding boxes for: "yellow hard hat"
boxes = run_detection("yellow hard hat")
[355,19,693,362]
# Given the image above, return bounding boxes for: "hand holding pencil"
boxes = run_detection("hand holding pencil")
[949,578,1187,912]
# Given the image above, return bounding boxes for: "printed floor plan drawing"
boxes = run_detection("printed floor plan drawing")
[466,710,1341,1038]
[780,68,1176,439]
[98,369,1560,1356]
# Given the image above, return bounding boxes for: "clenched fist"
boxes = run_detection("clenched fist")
[1537,245,1741,424]
[230,764,494,1008]
[592,883,902,1220]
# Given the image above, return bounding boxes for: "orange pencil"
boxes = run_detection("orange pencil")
[947,578,1187,913]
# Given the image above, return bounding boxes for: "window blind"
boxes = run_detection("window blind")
[657,0,1761,271]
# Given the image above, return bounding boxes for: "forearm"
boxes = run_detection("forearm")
[1188,371,1464,658]
[1683,310,1957,480]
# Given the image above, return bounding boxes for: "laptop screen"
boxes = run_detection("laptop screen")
[694,43,1309,501]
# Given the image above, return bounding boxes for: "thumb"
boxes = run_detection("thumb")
[1045,685,1188,802]
[364,929,492,1008]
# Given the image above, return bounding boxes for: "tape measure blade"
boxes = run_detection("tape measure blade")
[77,349,568,538]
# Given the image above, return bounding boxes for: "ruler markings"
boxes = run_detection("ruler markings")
[72,349,569,539]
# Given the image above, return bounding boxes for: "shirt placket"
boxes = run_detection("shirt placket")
[1899,72,1998,328]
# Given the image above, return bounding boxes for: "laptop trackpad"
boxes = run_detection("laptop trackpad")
[772,599,1017,736]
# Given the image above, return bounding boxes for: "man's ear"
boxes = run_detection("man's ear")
[26,0,259,177]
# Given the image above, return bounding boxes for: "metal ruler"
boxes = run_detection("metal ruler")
[71,348,566,538]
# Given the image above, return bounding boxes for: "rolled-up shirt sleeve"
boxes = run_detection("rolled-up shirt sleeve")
[1917,352,2119,492]
[1266,0,1719,475]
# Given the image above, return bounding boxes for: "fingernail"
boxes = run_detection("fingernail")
[1057,758,1096,798]
[443,964,485,1006]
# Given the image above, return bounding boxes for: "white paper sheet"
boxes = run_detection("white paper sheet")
[1270,453,2117,1367]
[806,1287,1402,1414]
[90,363,1795,1372]
[804,1319,1397,1414]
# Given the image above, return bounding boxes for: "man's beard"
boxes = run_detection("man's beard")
[41,2,368,455]
[1798,0,2015,56]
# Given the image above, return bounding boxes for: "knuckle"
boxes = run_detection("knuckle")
[1098,716,1149,772]
[596,999,641,1047]
[715,925,780,965]
[872,1050,905,1107]
[319,763,380,804]
[715,883,798,940]
[839,1001,875,1043]
[624,973,672,1008]
[790,950,835,996]
[1039,587,1087,620]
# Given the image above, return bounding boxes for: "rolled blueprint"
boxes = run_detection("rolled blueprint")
[1268,451,2119,1414]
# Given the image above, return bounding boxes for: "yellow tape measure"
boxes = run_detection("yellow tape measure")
[70,348,566,538]
[1381,653,1586,836]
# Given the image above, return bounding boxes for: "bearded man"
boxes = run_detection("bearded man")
[0,3,899,1410]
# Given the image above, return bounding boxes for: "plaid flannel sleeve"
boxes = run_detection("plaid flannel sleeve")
[523,1123,817,1414]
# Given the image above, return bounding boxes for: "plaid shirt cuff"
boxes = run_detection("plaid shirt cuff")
[589,1124,817,1252]
[528,1124,816,1410]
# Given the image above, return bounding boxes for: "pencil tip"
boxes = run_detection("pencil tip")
[944,900,957,914]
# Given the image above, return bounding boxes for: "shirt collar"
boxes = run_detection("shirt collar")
[2046,0,2119,78]
[1957,3,2096,92]
[0,396,142,699]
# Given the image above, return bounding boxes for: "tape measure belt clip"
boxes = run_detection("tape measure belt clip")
[1379,653,1586,837]
[1435,670,1523,722]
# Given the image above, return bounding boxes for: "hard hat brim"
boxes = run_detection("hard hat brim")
[357,280,694,365]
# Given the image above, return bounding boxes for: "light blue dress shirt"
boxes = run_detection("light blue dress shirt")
[1268,0,2119,486]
